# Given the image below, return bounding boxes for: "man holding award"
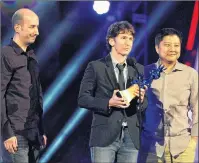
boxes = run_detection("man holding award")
[78,21,148,163]
[141,28,198,163]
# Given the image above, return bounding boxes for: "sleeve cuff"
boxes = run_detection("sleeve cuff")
[2,122,15,141]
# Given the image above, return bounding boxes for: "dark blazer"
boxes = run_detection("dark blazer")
[78,54,147,149]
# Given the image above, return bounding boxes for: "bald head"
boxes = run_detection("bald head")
[12,8,38,29]
[12,8,39,46]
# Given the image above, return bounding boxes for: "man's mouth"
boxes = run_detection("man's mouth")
[168,53,177,56]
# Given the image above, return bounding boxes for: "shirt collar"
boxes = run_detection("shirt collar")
[155,59,184,72]
[10,39,34,56]
[110,53,127,69]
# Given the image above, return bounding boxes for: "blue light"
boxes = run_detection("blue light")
[39,108,88,163]
[37,8,79,66]
[2,2,56,46]
[93,1,110,15]
[130,1,177,57]
[43,21,110,114]
[194,48,198,71]
[41,21,111,161]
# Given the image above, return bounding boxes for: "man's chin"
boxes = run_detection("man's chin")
[168,58,177,62]
[28,40,36,44]
[121,53,129,57]
[167,59,177,64]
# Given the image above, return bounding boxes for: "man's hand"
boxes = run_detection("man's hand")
[43,135,47,146]
[4,136,18,154]
[109,90,130,109]
[134,85,147,103]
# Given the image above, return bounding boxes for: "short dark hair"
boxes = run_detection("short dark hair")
[155,28,183,46]
[12,11,23,29]
[106,21,135,51]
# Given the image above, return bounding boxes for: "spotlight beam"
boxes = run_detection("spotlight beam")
[43,21,110,114]
[37,7,79,66]
[130,1,178,57]
[40,108,88,163]
[2,2,55,46]
[41,21,112,162]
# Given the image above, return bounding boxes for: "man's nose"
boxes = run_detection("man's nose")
[169,45,175,51]
[35,28,39,36]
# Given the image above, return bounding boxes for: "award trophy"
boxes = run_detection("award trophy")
[116,65,165,103]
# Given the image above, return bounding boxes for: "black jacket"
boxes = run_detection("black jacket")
[78,54,147,149]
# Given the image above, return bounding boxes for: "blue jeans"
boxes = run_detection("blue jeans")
[90,127,139,163]
[2,135,41,163]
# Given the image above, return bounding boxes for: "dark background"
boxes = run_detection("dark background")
[1,1,198,162]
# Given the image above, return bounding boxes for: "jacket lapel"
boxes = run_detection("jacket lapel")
[126,60,137,88]
[105,54,118,89]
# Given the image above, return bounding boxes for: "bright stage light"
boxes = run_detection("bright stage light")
[93,1,110,15]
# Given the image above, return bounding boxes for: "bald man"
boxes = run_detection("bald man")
[1,8,47,163]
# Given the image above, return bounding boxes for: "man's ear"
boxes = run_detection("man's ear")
[109,38,115,47]
[14,24,21,33]
[155,45,159,54]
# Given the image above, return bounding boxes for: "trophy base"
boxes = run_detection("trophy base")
[116,89,136,103]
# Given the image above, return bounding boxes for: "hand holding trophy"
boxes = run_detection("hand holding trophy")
[116,65,165,103]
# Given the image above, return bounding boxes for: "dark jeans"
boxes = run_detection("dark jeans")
[137,152,159,163]
[90,126,139,163]
[2,135,41,163]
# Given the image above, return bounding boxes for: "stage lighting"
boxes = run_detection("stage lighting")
[93,1,110,15]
